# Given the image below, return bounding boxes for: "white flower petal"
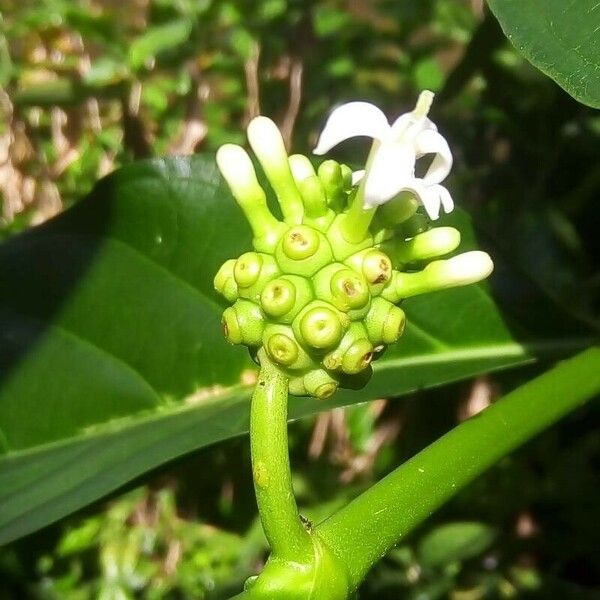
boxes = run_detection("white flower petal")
[363,141,415,207]
[435,184,454,214]
[415,129,453,185]
[382,178,440,220]
[352,169,365,185]
[389,113,413,137]
[313,102,390,155]
[416,185,442,220]
[389,113,438,138]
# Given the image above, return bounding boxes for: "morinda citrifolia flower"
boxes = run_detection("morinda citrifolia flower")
[314,90,453,220]
[214,92,493,399]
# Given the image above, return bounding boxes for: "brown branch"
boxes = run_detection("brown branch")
[244,41,261,124]
[168,66,209,155]
[279,58,303,150]
[121,81,152,158]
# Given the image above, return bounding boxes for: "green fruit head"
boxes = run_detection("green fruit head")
[214,97,493,399]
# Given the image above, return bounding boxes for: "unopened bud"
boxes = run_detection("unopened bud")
[260,278,296,318]
[341,337,374,374]
[263,324,312,370]
[394,227,461,264]
[365,297,406,345]
[383,251,494,301]
[276,225,333,276]
[214,259,239,303]
[288,154,315,182]
[431,251,494,287]
[298,175,329,220]
[234,252,263,288]
[340,164,353,191]
[234,252,280,301]
[222,300,264,346]
[247,116,303,224]
[318,160,345,210]
[303,369,339,399]
[260,275,313,323]
[266,332,299,367]
[330,269,370,312]
[323,323,373,375]
[216,144,284,252]
[295,301,346,350]
[345,248,393,295]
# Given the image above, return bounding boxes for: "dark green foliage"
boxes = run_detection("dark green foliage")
[0,0,599,598]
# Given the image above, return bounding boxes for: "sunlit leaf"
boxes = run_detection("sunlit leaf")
[0,155,591,544]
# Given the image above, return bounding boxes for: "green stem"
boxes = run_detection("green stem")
[317,347,600,590]
[339,143,379,244]
[250,351,313,562]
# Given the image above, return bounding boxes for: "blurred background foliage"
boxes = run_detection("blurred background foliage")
[0,0,598,598]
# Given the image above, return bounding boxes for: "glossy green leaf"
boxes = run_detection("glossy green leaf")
[0,155,592,544]
[317,348,600,589]
[487,0,600,108]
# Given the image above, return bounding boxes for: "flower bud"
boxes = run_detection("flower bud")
[393,227,461,265]
[288,153,316,182]
[263,324,312,370]
[428,251,494,287]
[340,164,353,191]
[318,160,345,211]
[216,144,285,252]
[214,259,239,303]
[341,337,374,374]
[382,251,493,302]
[303,369,339,399]
[266,332,298,366]
[234,252,280,301]
[293,301,346,350]
[376,193,419,227]
[234,252,263,288]
[326,215,374,261]
[222,300,264,346]
[323,323,373,375]
[260,277,295,317]
[260,275,313,323]
[298,175,330,221]
[275,225,333,276]
[313,262,344,301]
[288,375,307,397]
[365,297,406,345]
[247,116,304,224]
[345,248,393,296]
[330,268,370,314]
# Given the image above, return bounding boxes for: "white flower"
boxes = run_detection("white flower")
[313,91,454,220]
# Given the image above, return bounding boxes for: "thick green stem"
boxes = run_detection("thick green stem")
[317,347,600,590]
[339,142,380,244]
[250,351,313,562]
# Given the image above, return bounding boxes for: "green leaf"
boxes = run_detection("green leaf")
[128,20,192,70]
[487,0,600,108]
[0,155,592,544]
[317,348,600,589]
[418,522,496,568]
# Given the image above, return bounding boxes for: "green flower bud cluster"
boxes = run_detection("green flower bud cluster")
[215,116,493,400]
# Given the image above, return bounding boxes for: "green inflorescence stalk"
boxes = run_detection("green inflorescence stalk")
[249,350,313,562]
